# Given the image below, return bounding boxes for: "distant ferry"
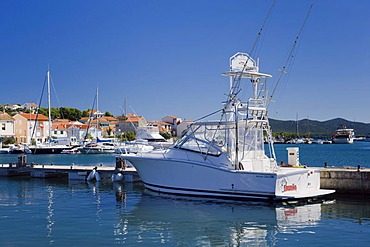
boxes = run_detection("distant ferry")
[332,127,355,144]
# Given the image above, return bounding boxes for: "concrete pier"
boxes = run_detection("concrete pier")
[0,160,140,183]
[320,167,370,196]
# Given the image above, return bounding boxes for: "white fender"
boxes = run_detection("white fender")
[94,171,101,181]
[87,169,96,181]
[112,173,123,182]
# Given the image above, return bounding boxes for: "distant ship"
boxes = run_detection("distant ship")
[332,127,354,144]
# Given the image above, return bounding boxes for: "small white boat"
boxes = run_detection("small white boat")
[120,52,334,201]
[8,144,31,154]
[322,140,332,144]
[136,126,173,149]
[116,141,154,154]
[61,147,81,154]
[78,142,116,154]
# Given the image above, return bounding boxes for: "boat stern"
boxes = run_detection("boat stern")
[275,167,335,200]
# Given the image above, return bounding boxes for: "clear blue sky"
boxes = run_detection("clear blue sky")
[1,0,370,122]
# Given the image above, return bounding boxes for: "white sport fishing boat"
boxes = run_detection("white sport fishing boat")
[121,52,334,201]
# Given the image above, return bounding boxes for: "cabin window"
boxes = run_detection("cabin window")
[2,123,5,130]
[54,131,57,135]
[178,138,221,156]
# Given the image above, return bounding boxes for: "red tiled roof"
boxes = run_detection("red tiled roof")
[24,103,38,107]
[104,116,118,121]
[52,123,68,130]
[126,117,141,122]
[53,119,70,122]
[0,113,14,121]
[19,113,49,121]
[116,114,144,123]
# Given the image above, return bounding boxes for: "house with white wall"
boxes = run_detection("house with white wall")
[115,113,147,135]
[0,112,15,138]
[176,120,194,138]
[161,116,182,136]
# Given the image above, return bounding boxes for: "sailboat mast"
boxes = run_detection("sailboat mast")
[296,112,299,137]
[96,87,99,139]
[124,97,127,135]
[47,69,52,143]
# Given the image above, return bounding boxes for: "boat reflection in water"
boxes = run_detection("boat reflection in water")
[1,178,370,246]
[114,187,323,246]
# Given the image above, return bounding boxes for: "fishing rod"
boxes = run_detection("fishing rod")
[269,4,314,106]
[228,0,276,100]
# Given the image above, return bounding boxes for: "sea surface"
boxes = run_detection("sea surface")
[1,142,370,246]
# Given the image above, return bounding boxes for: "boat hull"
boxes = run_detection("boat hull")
[332,138,354,144]
[123,154,333,201]
[29,146,73,154]
[79,148,116,154]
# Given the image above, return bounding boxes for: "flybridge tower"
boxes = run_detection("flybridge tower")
[222,52,276,168]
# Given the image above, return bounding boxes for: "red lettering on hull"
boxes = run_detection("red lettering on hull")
[283,184,297,192]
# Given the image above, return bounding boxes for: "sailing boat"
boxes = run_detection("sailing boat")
[119,52,334,201]
[28,69,75,154]
[78,88,116,154]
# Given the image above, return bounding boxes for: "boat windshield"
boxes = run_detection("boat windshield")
[174,122,229,157]
[174,120,267,161]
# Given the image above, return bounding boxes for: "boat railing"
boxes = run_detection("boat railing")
[248,98,266,108]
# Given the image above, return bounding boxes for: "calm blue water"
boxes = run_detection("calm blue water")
[1,143,370,246]
[274,141,370,168]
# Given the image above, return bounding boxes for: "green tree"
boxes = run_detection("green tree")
[118,131,137,141]
[126,131,136,141]
[50,107,61,119]
[85,133,93,140]
[106,127,113,137]
[82,109,92,118]
[160,131,172,140]
[37,107,48,117]
[2,137,16,145]
[105,111,113,117]
[60,107,82,121]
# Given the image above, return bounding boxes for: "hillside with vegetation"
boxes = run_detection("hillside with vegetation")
[270,118,370,138]
[2,104,370,138]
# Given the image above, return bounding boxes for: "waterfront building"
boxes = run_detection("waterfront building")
[4,104,22,111]
[176,120,194,138]
[161,115,182,136]
[0,112,15,139]
[79,114,118,138]
[115,113,147,135]
[67,123,85,141]
[13,113,50,144]
[147,120,172,133]
[22,103,38,112]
